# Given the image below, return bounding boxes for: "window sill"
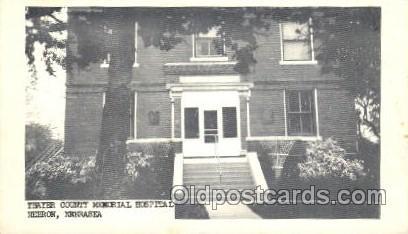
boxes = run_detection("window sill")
[190,56,229,62]
[279,60,318,65]
[100,63,109,68]
[126,138,182,143]
[100,63,140,68]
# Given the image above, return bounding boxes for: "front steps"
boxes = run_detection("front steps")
[183,158,256,191]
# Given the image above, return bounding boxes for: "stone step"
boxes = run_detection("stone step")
[183,160,255,191]
[184,175,254,183]
[184,184,256,191]
[183,168,251,177]
[183,163,249,170]
[184,172,253,181]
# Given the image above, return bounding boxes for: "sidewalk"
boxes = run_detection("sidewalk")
[205,203,261,219]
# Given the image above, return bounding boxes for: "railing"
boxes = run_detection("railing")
[247,152,269,190]
[210,134,222,184]
[25,142,64,172]
[172,153,184,187]
[268,140,296,178]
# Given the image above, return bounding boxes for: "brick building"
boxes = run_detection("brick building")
[65,9,357,188]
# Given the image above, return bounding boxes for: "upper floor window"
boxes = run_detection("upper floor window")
[280,19,316,64]
[101,22,139,68]
[286,90,316,136]
[191,27,228,62]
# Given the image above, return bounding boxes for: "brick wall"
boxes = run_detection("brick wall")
[136,91,171,138]
[250,88,286,136]
[64,90,104,155]
[65,15,358,155]
[318,88,358,152]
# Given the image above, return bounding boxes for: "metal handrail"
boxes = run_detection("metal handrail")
[205,133,222,184]
[25,142,64,171]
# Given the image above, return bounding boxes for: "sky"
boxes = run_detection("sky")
[26,8,67,140]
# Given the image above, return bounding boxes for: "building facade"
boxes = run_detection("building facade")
[65,11,357,186]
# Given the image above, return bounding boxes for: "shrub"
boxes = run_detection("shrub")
[127,142,172,158]
[27,142,175,199]
[124,142,174,199]
[26,154,97,199]
[125,151,154,182]
[298,138,365,181]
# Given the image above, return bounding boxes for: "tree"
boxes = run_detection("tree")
[26,7,66,76]
[26,7,380,198]
[313,8,380,140]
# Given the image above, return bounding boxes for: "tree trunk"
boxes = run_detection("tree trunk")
[96,12,135,199]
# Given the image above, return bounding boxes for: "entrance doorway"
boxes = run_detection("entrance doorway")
[182,91,241,157]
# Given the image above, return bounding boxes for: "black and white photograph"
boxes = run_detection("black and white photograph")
[23,6,383,219]
[1,1,408,232]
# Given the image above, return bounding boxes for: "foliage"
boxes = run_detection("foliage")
[25,123,61,164]
[314,8,380,138]
[125,151,153,182]
[25,7,380,197]
[298,138,365,181]
[26,143,175,199]
[123,143,174,199]
[127,142,173,158]
[356,138,380,187]
[26,154,97,199]
[26,7,66,76]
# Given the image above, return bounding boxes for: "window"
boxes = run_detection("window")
[184,108,199,139]
[204,110,218,143]
[280,19,315,63]
[192,27,227,61]
[222,107,237,138]
[101,22,139,68]
[286,90,316,136]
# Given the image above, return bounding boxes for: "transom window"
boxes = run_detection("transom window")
[286,90,316,136]
[194,27,225,57]
[281,20,314,62]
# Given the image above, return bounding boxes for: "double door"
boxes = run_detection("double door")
[182,91,241,157]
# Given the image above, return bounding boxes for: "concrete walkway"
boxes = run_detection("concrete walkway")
[205,203,261,219]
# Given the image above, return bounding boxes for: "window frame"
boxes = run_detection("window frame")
[285,90,317,136]
[100,22,139,68]
[184,107,200,139]
[190,27,228,62]
[279,18,317,65]
[129,91,137,139]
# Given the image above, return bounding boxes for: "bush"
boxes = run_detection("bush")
[298,138,365,181]
[26,154,97,199]
[26,142,175,199]
[123,142,174,199]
